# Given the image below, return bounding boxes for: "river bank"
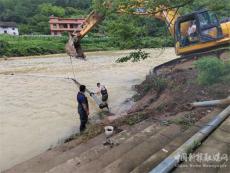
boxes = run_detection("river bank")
[3,50,229,173]
[0,48,177,171]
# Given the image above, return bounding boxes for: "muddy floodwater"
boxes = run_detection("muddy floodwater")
[0,48,177,171]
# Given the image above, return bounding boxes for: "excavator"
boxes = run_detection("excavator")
[66,0,230,67]
[63,0,230,108]
[64,1,230,110]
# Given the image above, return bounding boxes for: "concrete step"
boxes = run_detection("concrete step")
[4,133,106,173]
[101,124,181,173]
[131,109,223,173]
[46,122,167,173]
[46,119,158,171]
[4,119,153,173]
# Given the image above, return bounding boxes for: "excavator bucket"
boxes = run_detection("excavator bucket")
[65,11,104,60]
[65,33,86,60]
[73,37,86,59]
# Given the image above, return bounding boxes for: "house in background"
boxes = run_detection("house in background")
[0,22,19,35]
[49,16,85,36]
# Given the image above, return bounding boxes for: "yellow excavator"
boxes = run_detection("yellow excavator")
[66,1,230,60]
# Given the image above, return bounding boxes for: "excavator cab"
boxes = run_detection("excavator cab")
[175,9,224,49]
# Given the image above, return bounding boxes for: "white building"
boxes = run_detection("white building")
[0,22,19,35]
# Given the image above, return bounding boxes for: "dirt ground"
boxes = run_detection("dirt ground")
[128,53,230,124]
[65,51,230,157]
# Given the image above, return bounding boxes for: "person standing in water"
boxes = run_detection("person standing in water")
[95,83,109,110]
[77,85,89,132]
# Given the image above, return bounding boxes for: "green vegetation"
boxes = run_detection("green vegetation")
[0,0,229,57]
[64,123,104,143]
[194,57,230,85]
[0,35,116,57]
[1,0,229,35]
[0,0,91,34]
[121,112,148,126]
[133,75,167,101]
[145,76,167,93]
[116,49,150,63]
[0,35,173,57]
[169,113,196,130]
[64,111,150,143]
[0,35,66,56]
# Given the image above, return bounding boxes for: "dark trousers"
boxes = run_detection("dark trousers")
[78,108,88,132]
[102,94,108,102]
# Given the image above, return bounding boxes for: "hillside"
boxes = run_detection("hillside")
[0,0,229,35]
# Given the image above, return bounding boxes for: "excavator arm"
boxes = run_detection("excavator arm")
[65,11,104,59]
[72,11,104,40]
[68,1,181,58]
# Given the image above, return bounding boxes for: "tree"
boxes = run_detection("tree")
[0,0,228,35]
[38,3,65,17]
[104,14,146,49]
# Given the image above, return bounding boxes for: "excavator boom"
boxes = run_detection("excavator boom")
[74,11,104,40]
[68,1,181,59]
[67,1,230,58]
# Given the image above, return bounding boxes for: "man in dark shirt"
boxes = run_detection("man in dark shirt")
[77,85,89,132]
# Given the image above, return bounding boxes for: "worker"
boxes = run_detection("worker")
[77,85,89,132]
[187,21,196,36]
[90,82,109,110]
[96,83,108,102]
[187,20,197,43]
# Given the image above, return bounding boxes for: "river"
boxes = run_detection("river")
[0,48,177,171]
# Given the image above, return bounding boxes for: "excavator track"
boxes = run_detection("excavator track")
[153,46,230,75]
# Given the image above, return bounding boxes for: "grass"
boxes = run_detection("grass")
[156,103,168,113]
[0,35,115,57]
[64,123,104,143]
[186,140,201,154]
[143,75,167,94]
[194,57,230,85]
[64,111,150,144]
[0,35,173,57]
[133,74,167,101]
[120,112,148,126]
[169,113,196,130]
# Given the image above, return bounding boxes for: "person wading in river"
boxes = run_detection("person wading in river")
[95,83,109,110]
[77,85,89,132]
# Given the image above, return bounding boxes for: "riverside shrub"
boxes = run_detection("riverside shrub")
[194,57,226,85]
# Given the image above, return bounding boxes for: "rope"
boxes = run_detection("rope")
[67,56,109,109]
[69,55,77,81]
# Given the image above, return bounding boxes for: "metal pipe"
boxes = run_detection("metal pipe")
[149,105,230,173]
[191,98,230,107]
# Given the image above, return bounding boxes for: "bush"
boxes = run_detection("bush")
[0,40,9,56]
[108,36,174,50]
[141,75,167,94]
[194,57,226,85]
[0,35,174,57]
[116,49,150,63]
[0,35,113,57]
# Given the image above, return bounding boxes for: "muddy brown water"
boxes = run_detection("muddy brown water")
[0,48,177,171]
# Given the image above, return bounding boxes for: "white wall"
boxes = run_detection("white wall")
[0,27,19,35]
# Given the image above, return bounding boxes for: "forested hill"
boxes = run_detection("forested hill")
[0,0,229,36]
[0,0,229,57]
[0,0,92,34]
